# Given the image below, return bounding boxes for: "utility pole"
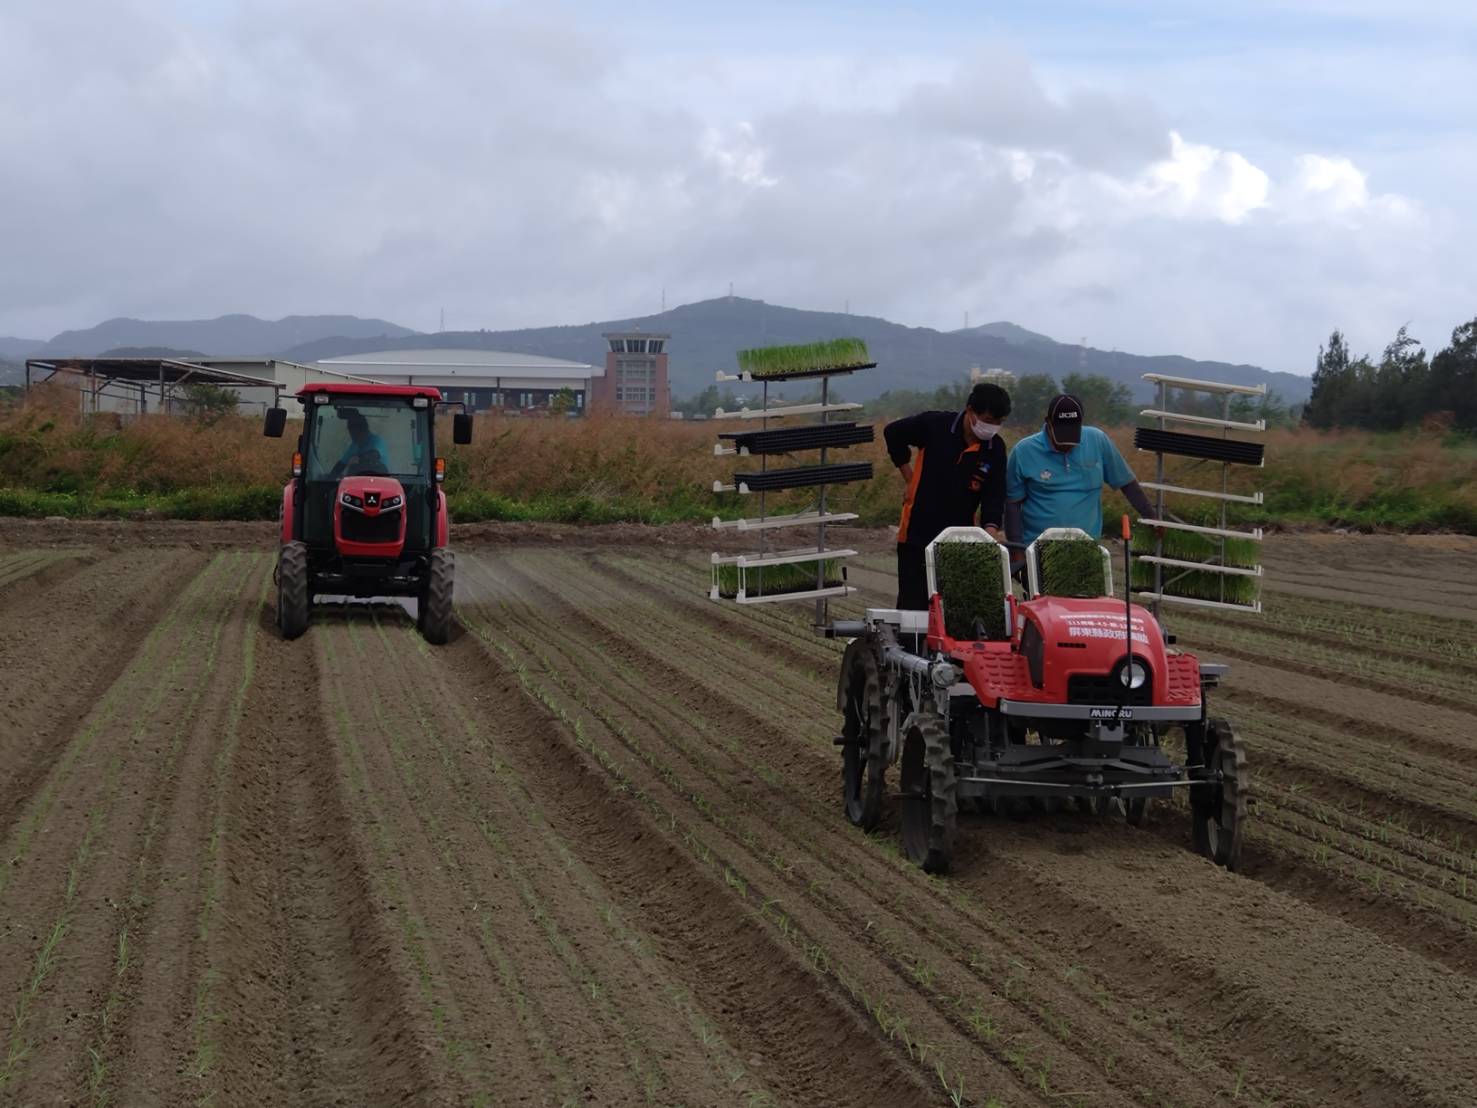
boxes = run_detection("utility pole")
[965,310,970,329]
[661,286,666,312]
[439,307,445,332]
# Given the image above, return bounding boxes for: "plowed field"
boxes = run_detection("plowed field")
[2,525,1474,1107]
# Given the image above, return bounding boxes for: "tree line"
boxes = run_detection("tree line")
[1303,317,1477,431]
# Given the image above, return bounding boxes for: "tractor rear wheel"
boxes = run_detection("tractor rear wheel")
[900,711,957,874]
[277,541,309,640]
[1193,718,1246,870]
[839,640,886,830]
[419,548,455,645]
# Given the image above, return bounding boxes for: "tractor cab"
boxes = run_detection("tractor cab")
[263,384,472,644]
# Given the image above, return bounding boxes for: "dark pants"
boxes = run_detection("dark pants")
[896,543,929,610]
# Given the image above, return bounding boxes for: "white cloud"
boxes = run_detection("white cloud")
[0,0,1467,375]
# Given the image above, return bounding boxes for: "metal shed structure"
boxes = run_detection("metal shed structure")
[23,357,373,416]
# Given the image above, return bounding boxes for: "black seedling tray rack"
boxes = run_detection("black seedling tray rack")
[721,422,874,456]
[734,462,873,493]
[1134,427,1265,466]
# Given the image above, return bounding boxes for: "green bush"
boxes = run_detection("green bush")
[933,540,1008,639]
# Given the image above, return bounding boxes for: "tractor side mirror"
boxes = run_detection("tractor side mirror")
[453,412,473,445]
[263,407,288,438]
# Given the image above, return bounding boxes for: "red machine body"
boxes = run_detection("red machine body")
[926,592,1201,714]
[332,475,409,558]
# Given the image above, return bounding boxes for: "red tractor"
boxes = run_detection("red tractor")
[833,525,1246,874]
[263,383,472,643]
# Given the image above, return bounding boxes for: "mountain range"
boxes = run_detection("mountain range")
[2,300,1312,402]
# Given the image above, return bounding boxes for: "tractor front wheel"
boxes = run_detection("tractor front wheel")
[900,712,957,874]
[419,548,455,645]
[277,541,310,640]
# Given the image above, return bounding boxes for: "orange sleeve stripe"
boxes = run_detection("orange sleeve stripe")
[896,447,926,544]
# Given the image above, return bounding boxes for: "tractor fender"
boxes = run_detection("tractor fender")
[279,481,296,544]
[434,487,450,548]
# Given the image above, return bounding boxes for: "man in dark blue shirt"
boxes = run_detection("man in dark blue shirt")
[883,381,1011,610]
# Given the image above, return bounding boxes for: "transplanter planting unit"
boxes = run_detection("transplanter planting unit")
[262,382,472,644]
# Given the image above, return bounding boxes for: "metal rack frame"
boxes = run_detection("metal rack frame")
[709,362,870,621]
[1135,373,1266,615]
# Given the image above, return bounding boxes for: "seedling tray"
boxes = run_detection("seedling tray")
[1134,427,1265,466]
[733,461,873,493]
[719,422,874,456]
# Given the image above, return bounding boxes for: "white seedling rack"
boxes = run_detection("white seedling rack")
[1134,373,1266,614]
[708,358,874,623]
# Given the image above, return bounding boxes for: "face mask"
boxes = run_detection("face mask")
[971,419,1002,441]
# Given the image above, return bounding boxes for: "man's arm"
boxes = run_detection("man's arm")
[978,437,1007,537]
[883,413,929,480]
[1098,429,1156,522]
[1119,479,1154,519]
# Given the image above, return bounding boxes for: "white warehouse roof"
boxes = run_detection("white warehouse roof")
[317,348,599,380]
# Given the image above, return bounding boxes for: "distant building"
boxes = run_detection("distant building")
[970,365,1016,387]
[315,349,599,415]
[590,331,671,416]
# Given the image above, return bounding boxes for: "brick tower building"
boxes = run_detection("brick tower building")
[590,331,670,416]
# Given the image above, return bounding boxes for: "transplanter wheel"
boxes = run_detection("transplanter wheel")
[1124,797,1149,826]
[838,639,886,830]
[1192,718,1247,870]
[900,711,957,874]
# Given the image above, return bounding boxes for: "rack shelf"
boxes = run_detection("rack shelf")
[714,401,863,420]
[715,362,876,383]
[731,461,873,493]
[718,422,874,456]
[711,510,860,532]
[1134,427,1265,466]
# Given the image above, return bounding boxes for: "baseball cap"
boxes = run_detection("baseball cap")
[1046,394,1084,445]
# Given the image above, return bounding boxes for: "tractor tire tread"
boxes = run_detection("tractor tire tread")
[421,548,455,645]
[277,541,310,640]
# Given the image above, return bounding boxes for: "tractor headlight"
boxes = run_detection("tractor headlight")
[341,492,363,509]
[1118,660,1148,690]
[383,495,402,510]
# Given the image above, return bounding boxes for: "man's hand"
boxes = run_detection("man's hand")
[898,461,914,486]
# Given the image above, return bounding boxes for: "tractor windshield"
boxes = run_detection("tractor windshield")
[307,397,429,481]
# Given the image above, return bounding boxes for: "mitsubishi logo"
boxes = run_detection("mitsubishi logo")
[365,491,380,507]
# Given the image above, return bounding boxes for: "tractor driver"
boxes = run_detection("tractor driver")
[1004,393,1155,574]
[330,412,391,477]
[883,381,1011,611]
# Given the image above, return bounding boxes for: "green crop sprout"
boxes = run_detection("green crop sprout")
[933,541,1009,639]
[735,338,871,378]
[716,560,842,598]
[1130,522,1259,604]
[1034,537,1109,597]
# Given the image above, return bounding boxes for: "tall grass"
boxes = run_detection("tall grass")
[2,383,1475,532]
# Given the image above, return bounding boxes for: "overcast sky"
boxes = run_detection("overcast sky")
[2,0,1473,372]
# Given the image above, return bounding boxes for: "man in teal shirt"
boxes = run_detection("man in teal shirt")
[1005,394,1155,560]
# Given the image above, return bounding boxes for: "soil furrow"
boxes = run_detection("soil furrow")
[463,552,1283,1107]
[0,548,209,837]
[481,555,1465,1108]
[452,560,947,1108]
[0,554,249,1103]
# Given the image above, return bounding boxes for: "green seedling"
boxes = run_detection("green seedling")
[934,540,1009,639]
[1035,536,1109,597]
[716,560,841,598]
[736,338,871,377]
